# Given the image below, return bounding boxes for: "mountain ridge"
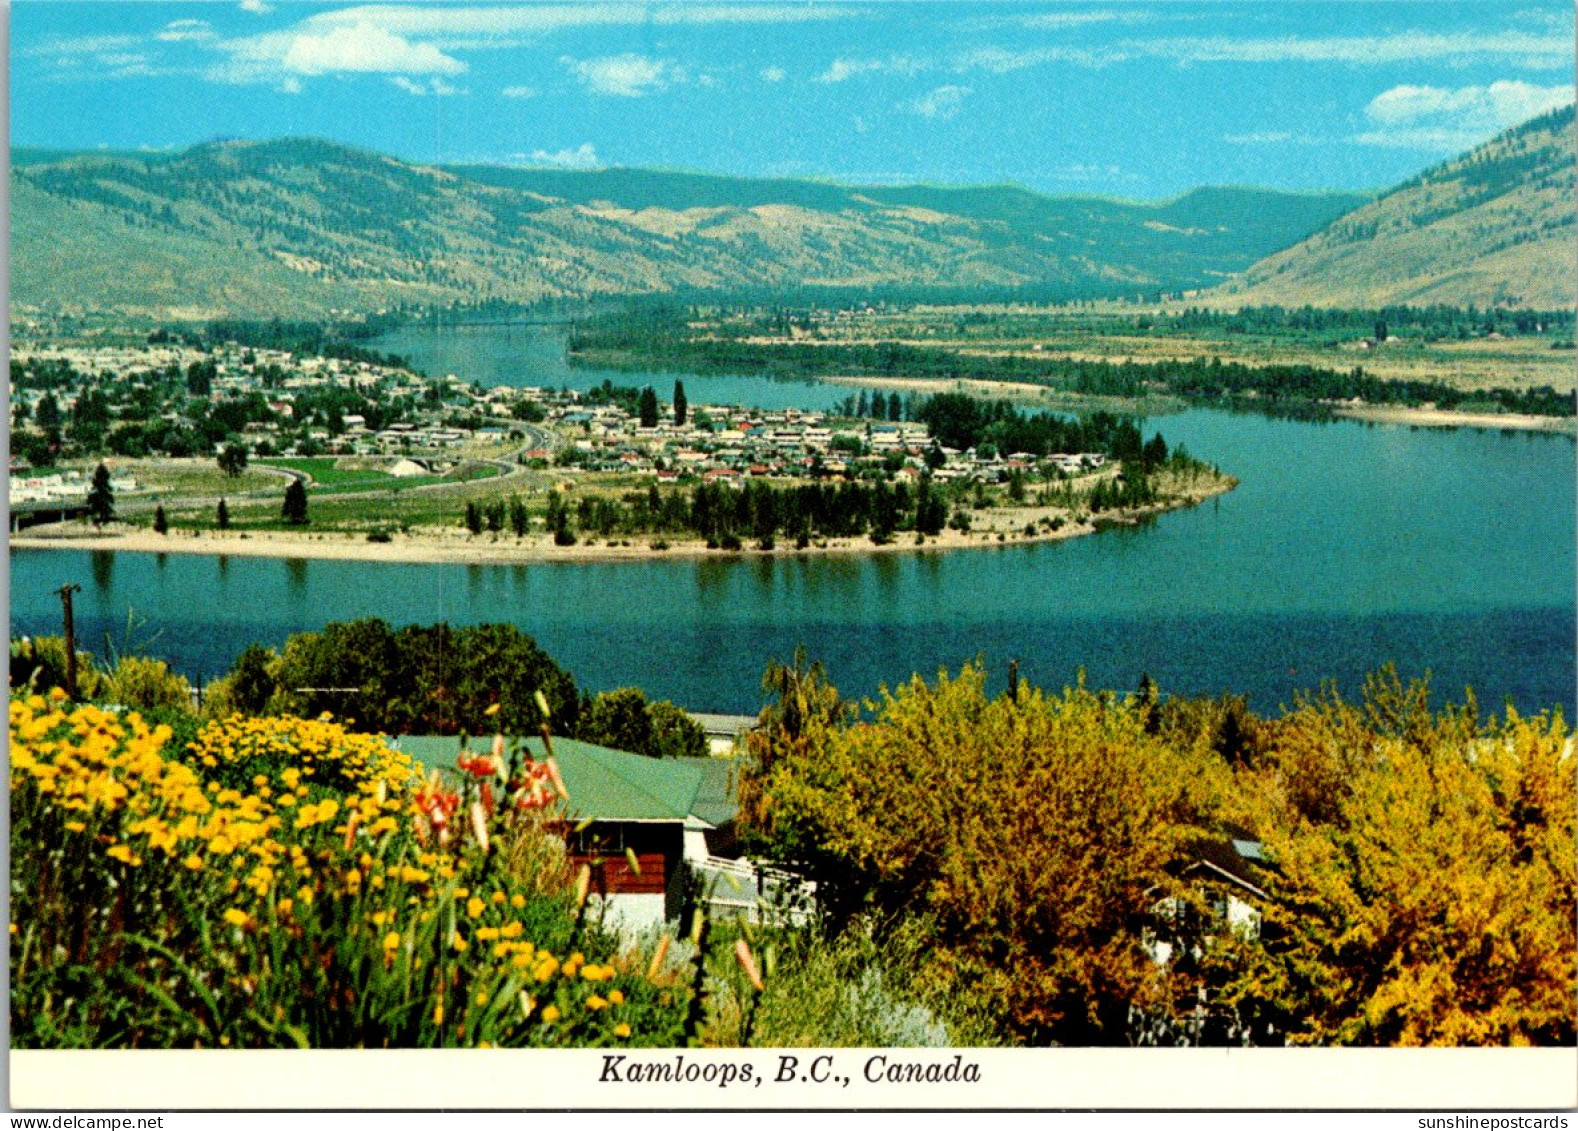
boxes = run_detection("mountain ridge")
[1206,105,1576,309]
[10,136,1368,319]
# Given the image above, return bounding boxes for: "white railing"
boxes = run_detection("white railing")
[691,856,817,925]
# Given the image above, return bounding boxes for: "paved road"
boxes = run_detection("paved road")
[84,425,565,518]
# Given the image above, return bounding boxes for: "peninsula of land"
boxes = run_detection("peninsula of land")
[12,470,1236,566]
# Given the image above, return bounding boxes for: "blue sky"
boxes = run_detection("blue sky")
[11,2,1576,197]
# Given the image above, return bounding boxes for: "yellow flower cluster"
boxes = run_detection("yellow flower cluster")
[11,694,286,873]
[13,692,645,1046]
[9,695,418,909]
[186,713,418,796]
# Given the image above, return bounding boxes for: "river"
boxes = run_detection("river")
[9,324,1574,716]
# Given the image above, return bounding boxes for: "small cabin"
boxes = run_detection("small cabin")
[394,734,721,933]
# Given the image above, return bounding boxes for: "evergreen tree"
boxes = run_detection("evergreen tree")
[464,501,482,535]
[216,498,231,530]
[152,505,168,535]
[34,391,62,435]
[282,479,309,525]
[185,358,215,397]
[673,380,688,427]
[638,386,660,429]
[86,463,115,526]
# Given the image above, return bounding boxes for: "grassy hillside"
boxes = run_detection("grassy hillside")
[10,137,1366,319]
[1211,106,1576,309]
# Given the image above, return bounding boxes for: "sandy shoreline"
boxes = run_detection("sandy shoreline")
[1334,405,1576,433]
[10,478,1236,567]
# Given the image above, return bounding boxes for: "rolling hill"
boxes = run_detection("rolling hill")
[1209,106,1576,309]
[9,137,1367,319]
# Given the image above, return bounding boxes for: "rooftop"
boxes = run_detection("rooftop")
[393,734,708,825]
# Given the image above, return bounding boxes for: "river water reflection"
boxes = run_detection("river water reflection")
[10,324,1574,716]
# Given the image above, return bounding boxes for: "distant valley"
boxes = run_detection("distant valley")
[10,138,1364,319]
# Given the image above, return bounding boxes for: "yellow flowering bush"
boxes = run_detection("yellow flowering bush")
[186,713,420,797]
[10,692,690,1049]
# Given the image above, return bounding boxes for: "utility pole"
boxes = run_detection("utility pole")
[57,583,82,700]
[1007,658,1020,701]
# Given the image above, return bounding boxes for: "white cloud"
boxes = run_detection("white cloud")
[28,34,140,59]
[1018,10,1152,30]
[930,28,1574,81]
[278,75,301,94]
[760,66,786,83]
[816,55,925,83]
[279,23,467,76]
[158,20,215,44]
[1139,30,1572,69]
[904,84,971,120]
[202,4,854,88]
[1052,162,1140,185]
[390,75,466,96]
[528,143,601,168]
[238,0,274,13]
[563,53,682,97]
[259,4,851,50]
[501,84,537,99]
[954,44,1117,73]
[1356,80,1574,149]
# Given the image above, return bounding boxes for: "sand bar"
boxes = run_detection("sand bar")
[1335,405,1575,433]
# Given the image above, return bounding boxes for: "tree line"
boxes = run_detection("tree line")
[568,310,1576,417]
[202,619,706,758]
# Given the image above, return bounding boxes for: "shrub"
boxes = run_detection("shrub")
[741,663,1225,1045]
[184,713,420,796]
[717,916,1006,1048]
[10,636,104,699]
[579,688,707,760]
[103,655,195,716]
[249,619,581,737]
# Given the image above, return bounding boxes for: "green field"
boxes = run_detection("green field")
[256,457,395,488]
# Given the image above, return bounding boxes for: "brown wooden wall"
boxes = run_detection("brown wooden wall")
[572,852,670,895]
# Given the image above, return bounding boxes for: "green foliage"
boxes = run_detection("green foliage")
[718,916,1007,1048]
[254,618,582,737]
[218,443,249,478]
[281,479,309,525]
[637,386,660,429]
[102,655,195,717]
[578,689,708,760]
[579,312,1577,418]
[86,462,115,525]
[9,636,105,699]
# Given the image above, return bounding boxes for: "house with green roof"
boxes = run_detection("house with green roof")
[393,734,744,931]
